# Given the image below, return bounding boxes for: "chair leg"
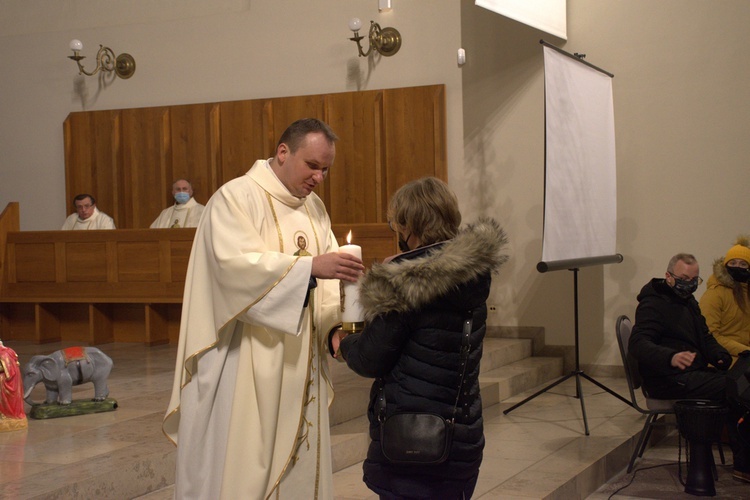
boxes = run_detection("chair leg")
[717,442,725,465]
[629,415,656,473]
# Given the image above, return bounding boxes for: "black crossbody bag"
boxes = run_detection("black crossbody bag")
[376,313,473,465]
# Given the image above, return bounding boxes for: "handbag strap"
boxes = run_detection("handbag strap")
[377,310,474,423]
[451,312,473,422]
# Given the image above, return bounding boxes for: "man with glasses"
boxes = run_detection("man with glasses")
[61,193,115,230]
[630,253,750,481]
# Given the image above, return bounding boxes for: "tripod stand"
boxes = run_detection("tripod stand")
[502,267,632,435]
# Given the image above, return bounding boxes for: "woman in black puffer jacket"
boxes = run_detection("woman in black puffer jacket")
[336,177,509,499]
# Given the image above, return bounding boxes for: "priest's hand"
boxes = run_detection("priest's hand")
[312,252,364,282]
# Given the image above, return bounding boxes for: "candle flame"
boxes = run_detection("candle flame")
[346,230,352,244]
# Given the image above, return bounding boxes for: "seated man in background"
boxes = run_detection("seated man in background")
[150,179,205,228]
[629,252,750,481]
[61,193,115,230]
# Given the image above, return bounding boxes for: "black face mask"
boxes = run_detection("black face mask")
[727,266,750,283]
[671,277,699,298]
[398,233,411,253]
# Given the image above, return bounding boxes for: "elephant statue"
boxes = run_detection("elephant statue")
[22,346,113,405]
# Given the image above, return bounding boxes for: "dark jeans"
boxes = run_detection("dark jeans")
[645,368,726,401]
[368,473,478,500]
[645,368,750,471]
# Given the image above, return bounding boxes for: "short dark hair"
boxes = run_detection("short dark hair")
[276,118,338,153]
[387,177,462,246]
[667,253,697,273]
[73,193,95,205]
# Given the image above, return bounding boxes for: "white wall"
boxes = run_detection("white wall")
[461,0,750,369]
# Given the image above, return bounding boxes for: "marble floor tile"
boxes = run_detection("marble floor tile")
[8,340,741,499]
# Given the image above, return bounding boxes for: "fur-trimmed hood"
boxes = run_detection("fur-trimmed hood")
[711,256,739,288]
[358,217,508,321]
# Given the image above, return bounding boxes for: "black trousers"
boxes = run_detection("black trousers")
[645,368,750,471]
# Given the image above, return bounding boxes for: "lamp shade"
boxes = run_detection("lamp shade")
[348,18,363,32]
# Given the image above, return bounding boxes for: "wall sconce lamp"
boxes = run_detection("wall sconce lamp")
[348,18,402,57]
[68,39,136,79]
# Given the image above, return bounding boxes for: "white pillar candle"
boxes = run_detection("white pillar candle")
[339,231,364,331]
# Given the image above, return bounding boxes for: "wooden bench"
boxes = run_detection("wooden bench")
[0,203,396,345]
[0,203,195,345]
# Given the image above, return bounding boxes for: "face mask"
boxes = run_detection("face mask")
[671,277,699,298]
[726,266,750,283]
[398,233,412,253]
[174,192,190,204]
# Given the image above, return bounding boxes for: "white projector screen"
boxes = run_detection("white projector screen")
[540,44,618,271]
[476,0,567,40]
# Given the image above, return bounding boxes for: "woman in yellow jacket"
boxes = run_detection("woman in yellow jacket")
[700,236,750,364]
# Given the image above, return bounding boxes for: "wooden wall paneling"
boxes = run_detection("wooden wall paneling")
[122,107,171,228]
[270,94,326,143]
[383,85,448,199]
[332,223,396,269]
[63,112,94,216]
[169,104,215,213]
[57,304,89,341]
[168,305,182,343]
[63,111,122,224]
[325,90,387,226]
[373,91,386,222]
[35,303,61,343]
[13,242,56,282]
[270,95,329,205]
[1,304,35,341]
[112,304,145,342]
[0,304,8,340]
[89,304,114,344]
[431,86,448,181]
[65,242,107,282]
[208,104,222,196]
[116,241,160,282]
[6,240,15,284]
[218,99,273,186]
[54,241,66,283]
[0,203,20,293]
[93,110,122,227]
[169,237,193,282]
[144,303,169,346]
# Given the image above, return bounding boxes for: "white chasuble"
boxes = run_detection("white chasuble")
[149,197,206,228]
[164,160,341,499]
[61,207,116,230]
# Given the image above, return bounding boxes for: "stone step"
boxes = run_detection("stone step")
[481,337,533,371]
[479,356,565,402]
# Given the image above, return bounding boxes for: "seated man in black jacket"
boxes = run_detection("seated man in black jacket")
[629,252,750,481]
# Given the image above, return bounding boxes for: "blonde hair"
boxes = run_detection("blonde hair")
[387,177,461,246]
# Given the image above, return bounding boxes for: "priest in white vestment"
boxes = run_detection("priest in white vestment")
[61,194,116,230]
[163,119,364,499]
[150,179,205,228]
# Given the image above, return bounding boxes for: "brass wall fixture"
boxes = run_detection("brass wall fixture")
[68,39,136,79]
[348,18,402,57]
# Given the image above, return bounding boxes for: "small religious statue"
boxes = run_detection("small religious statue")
[0,339,28,432]
[22,346,117,419]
